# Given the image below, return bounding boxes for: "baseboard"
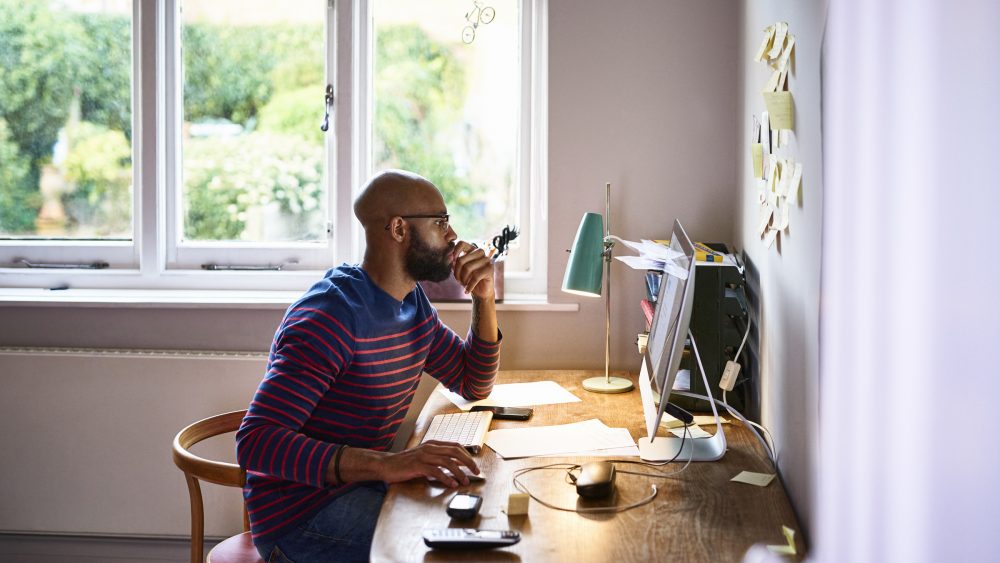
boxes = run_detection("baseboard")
[0,533,221,563]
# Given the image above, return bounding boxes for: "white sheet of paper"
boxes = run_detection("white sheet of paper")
[615,255,688,280]
[732,470,776,487]
[485,419,637,459]
[438,380,580,410]
[615,238,683,261]
[538,428,641,457]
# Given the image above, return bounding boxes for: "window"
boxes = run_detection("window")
[0,0,546,295]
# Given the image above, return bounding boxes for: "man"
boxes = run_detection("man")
[236,170,501,562]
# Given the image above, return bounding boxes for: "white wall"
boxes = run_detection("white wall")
[735,0,824,541]
[818,1,1000,561]
[0,0,740,538]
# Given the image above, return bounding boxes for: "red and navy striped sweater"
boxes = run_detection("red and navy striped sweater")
[236,265,500,544]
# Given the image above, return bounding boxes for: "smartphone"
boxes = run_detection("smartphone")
[470,405,533,420]
[446,493,483,519]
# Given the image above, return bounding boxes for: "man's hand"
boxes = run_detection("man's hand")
[452,240,495,301]
[335,442,479,488]
[380,441,479,488]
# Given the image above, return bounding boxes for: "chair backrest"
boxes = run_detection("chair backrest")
[172,410,249,563]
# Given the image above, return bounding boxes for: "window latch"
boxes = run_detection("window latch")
[320,84,334,132]
[15,258,109,269]
[201,260,298,271]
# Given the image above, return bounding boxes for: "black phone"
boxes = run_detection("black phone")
[446,493,483,519]
[470,405,533,420]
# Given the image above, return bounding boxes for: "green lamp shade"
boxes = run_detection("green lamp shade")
[562,212,604,297]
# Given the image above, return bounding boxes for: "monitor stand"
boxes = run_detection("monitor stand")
[637,331,727,462]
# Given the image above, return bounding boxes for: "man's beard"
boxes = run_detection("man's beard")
[405,228,454,283]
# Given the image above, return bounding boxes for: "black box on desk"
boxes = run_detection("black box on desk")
[644,243,758,422]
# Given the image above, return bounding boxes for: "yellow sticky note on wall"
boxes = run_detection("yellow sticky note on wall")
[763,91,795,130]
[751,144,763,178]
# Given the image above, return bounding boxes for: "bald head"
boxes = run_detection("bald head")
[353,169,443,231]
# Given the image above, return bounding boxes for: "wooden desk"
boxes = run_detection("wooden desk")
[371,370,803,562]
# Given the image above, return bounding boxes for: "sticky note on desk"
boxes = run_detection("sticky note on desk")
[732,470,776,487]
[767,525,797,555]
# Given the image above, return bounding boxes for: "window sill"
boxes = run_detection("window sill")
[0,287,580,312]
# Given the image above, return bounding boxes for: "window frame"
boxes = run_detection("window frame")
[0,0,548,297]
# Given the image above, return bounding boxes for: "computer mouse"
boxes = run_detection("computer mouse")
[575,461,615,498]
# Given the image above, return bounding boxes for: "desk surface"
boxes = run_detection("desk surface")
[371,370,803,562]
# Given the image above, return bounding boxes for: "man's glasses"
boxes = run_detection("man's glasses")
[384,214,451,232]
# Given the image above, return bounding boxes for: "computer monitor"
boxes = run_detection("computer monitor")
[637,219,726,462]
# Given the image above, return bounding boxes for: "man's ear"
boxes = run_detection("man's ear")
[387,217,406,242]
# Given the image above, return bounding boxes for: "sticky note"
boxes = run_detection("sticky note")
[777,34,796,72]
[752,144,763,178]
[763,69,781,93]
[754,25,775,62]
[767,525,797,555]
[504,493,530,516]
[763,91,795,130]
[732,471,776,487]
[669,425,712,439]
[764,228,778,248]
[767,22,788,60]
[789,162,803,200]
[777,201,790,231]
[758,207,773,236]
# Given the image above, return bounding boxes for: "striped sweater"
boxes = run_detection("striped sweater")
[235,264,500,544]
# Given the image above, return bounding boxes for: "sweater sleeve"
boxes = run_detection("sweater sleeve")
[422,314,501,400]
[236,300,355,488]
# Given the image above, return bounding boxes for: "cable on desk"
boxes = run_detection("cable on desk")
[510,425,694,514]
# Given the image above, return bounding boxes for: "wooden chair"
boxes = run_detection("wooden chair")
[172,410,264,563]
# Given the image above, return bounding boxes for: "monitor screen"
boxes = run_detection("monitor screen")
[640,219,697,439]
[637,219,725,462]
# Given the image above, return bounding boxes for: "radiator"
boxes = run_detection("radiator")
[0,346,267,539]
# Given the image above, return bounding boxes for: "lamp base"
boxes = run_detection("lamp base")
[582,376,634,394]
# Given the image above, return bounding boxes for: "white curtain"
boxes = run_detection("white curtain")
[819,1,1000,561]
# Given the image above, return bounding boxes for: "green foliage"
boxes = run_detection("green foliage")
[0,119,38,233]
[374,25,486,235]
[183,133,324,241]
[257,85,326,145]
[75,13,132,137]
[61,122,132,235]
[182,23,324,127]
[0,0,81,162]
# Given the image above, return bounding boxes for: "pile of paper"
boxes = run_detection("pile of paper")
[485,418,639,459]
[612,238,688,280]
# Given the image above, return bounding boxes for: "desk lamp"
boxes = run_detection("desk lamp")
[562,182,634,393]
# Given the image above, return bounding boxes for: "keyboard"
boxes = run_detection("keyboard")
[421,410,494,454]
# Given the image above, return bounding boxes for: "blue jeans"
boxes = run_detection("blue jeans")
[255,482,387,563]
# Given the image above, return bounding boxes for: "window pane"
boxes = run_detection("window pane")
[0,0,133,240]
[180,0,327,243]
[372,0,520,244]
